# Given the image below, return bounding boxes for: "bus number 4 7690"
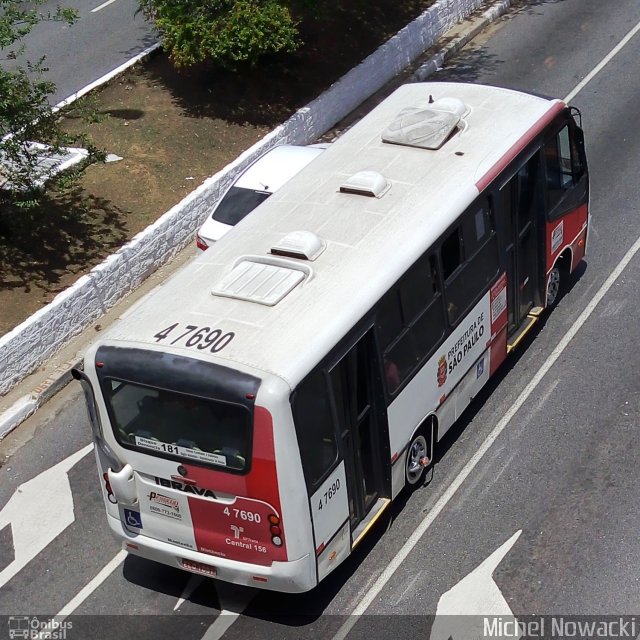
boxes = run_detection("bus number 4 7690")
[223,507,262,523]
[318,479,341,510]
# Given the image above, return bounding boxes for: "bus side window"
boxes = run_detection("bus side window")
[544,125,575,211]
[443,201,499,325]
[377,254,446,395]
[292,370,339,490]
[441,227,463,280]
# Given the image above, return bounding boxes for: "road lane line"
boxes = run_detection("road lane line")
[35,549,127,637]
[0,444,94,590]
[36,549,129,640]
[200,583,256,640]
[332,17,640,639]
[56,550,127,617]
[91,0,118,12]
[564,18,640,104]
[174,574,204,611]
[334,225,640,640]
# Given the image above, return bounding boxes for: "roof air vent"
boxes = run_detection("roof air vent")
[382,97,467,150]
[339,170,390,198]
[212,257,310,306]
[270,230,326,261]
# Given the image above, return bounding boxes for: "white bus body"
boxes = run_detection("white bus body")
[75,82,589,592]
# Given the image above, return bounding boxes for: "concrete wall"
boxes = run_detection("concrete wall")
[0,0,491,396]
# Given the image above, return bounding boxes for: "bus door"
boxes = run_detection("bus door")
[501,153,543,334]
[329,328,390,545]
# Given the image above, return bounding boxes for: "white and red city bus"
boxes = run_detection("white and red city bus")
[74,82,589,593]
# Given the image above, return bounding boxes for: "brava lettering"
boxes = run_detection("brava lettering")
[155,477,216,498]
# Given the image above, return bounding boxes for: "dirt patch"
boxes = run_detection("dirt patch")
[0,0,437,337]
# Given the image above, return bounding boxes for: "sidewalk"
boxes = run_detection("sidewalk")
[0,246,195,438]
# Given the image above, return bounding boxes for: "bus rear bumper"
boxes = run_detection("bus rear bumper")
[107,513,316,593]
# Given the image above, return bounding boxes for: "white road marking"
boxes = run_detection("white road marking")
[564,18,640,104]
[174,574,204,611]
[35,550,128,638]
[332,19,640,638]
[393,569,426,606]
[201,583,256,640]
[0,443,94,589]
[91,0,118,13]
[57,550,126,616]
[430,531,522,640]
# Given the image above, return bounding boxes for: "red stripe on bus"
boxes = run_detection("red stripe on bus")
[489,327,508,377]
[179,406,288,564]
[178,406,281,506]
[476,101,566,193]
[545,203,588,272]
[489,273,508,337]
[571,228,587,270]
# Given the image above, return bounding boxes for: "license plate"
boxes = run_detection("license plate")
[181,558,217,577]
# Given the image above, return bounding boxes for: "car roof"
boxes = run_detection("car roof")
[234,144,325,193]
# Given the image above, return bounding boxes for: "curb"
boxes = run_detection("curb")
[0,0,515,439]
[412,0,512,80]
[0,357,83,439]
[53,42,162,112]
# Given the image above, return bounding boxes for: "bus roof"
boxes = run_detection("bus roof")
[100,83,564,388]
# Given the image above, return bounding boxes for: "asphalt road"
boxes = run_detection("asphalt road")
[3,0,156,104]
[2,0,640,638]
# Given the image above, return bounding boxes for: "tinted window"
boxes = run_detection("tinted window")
[378,254,446,395]
[212,187,270,225]
[441,228,463,280]
[462,206,492,257]
[400,257,437,319]
[292,370,338,489]
[444,201,499,325]
[544,126,574,211]
[377,291,404,351]
[106,380,251,472]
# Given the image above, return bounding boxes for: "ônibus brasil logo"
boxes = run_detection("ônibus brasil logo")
[8,616,72,640]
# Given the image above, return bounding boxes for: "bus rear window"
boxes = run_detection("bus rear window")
[105,379,251,472]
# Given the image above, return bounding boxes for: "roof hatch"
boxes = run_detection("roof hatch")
[382,97,467,150]
[212,257,310,306]
[339,170,390,198]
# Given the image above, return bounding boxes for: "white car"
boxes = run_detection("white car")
[196,144,326,250]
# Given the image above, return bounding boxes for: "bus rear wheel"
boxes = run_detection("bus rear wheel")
[405,432,429,486]
[546,267,561,307]
[546,256,569,308]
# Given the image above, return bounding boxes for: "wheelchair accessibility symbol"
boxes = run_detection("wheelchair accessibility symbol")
[124,509,143,529]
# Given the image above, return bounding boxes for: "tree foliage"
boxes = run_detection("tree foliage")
[139,0,303,68]
[0,0,102,207]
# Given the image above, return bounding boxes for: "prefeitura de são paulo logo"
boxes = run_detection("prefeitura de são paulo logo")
[437,355,447,387]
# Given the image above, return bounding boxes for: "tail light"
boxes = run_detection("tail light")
[196,234,209,251]
[268,514,283,547]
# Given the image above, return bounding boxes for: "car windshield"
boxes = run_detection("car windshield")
[104,379,251,472]
[212,186,270,225]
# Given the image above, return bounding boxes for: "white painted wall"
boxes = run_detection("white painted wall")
[0,0,491,395]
